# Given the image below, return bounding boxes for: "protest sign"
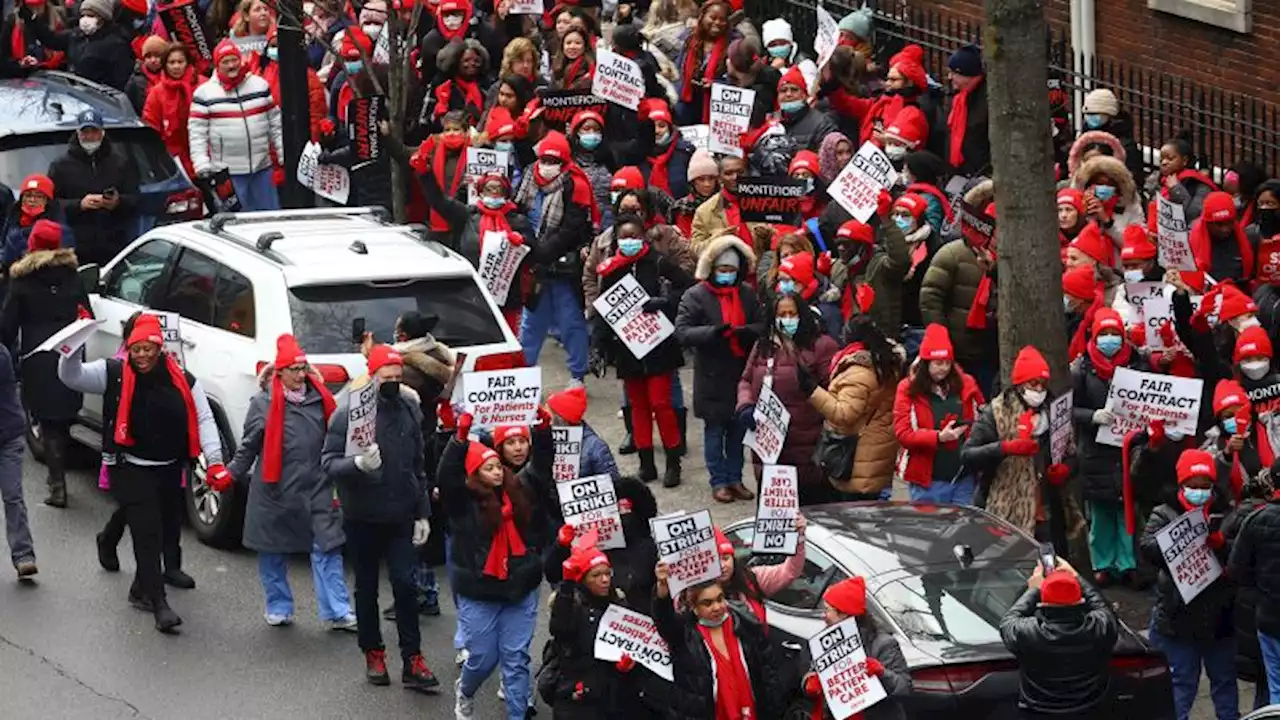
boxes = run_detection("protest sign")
[553,426,584,482]
[197,167,241,213]
[477,231,531,305]
[593,605,674,682]
[558,474,625,550]
[651,510,719,596]
[745,383,791,464]
[345,379,378,457]
[810,616,887,719]
[1123,281,1164,321]
[464,147,509,204]
[1257,235,1280,285]
[347,95,385,164]
[959,200,995,249]
[1156,508,1223,603]
[709,84,755,157]
[158,0,213,71]
[1049,391,1074,465]
[591,274,675,360]
[814,4,840,70]
[753,466,799,555]
[736,177,808,225]
[1097,367,1202,447]
[592,50,645,110]
[1157,195,1196,271]
[536,90,609,129]
[680,124,710,151]
[29,318,102,359]
[297,142,351,204]
[828,141,898,223]
[156,311,185,365]
[462,367,542,428]
[1140,295,1175,350]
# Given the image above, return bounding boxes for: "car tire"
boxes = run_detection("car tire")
[24,412,46,464]
[184,404,245,549]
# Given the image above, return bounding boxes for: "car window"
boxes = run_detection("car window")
[213,264,255,338]
[724,525,848,611]
[0,128,178,193]
[874,566,1032,646]
[154,248,217,326]
[104,239,175,304]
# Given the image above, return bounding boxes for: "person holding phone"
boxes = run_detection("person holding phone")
[46,109,138,268]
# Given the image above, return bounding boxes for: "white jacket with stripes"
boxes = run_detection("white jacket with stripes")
[188,73,283,176]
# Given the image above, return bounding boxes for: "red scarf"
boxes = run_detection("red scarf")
[697,615,755,720]
[1161,169,1221,200]
[706,281,747,357]
[596,241,650,277]
[434,77,484,119]
[262,374,336,483]
[648,138,678,197]
[422,135,469,231]
[947,76,983,169]
[680,35,728,122]
[535,162,602,226]
[966,274,992,330]
[114,356,200,459]
[483,491,527,579]
[216,66,246,92]
[1067,292,1104,362]
[477,201,515,235]
[720,189,755,250]
[9,19,64,69]
[906,182,955,222]
[1086,338,1131,381]
[1190,215,1255,281]
[562,56,593,88]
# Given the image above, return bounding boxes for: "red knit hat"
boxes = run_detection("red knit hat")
[884,106,929,148]
[1213,379,1248,415]
[1120,224,1156,261]
[274,333,307,369]
[1061,265,1097,302]
[213,38,240,65]
[713,526,733,555]
[1069,223,1112,265]
[485,106,519,140]
[547,386,588,425]
[891,59,928,94]
[643,98,673,124]
[610,166,645,192]
[918,323,953,361]
[465,441,500,475]
[1202,191,1237,223]
[1235,326,1273,363]
[1040,570,1083,606]
[1219,285,1258,323]
[823,576,867,616]
[569,109,605,134]
[341,26,375,60]
[120,0,148,16]
[127,314,164,348]
[837,219,875,245]
[788,150,820,177]
[777,65,806,92]
[19,173,53,200]
[1056,188,1085,216]
[367,344,403,374]
[563,530,610,581]
[26,219,62,252]
[1011,345,1050,386]
[1176,449,1217,484]
[493,425,530,446]
[1091,308,1124,335]
[536,131,572,161]
[893,193,928,220]
[779,252,816,287]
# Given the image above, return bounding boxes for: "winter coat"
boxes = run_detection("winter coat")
[817,204,913,334]
[781,105,840,152]
[47,134,139,269]
[395,336,453,442]
[892,370,984,486]
[189,73,284,176]
[594,248,694,379]
[0,202,73,270]
[0,248,87,423]
[142,68,203,179]
[1071,155,1145,254]
[810,345,902,495]
[227,366,345,554]
[798,626,912,720]
[1162,172,1216,224]
[584,224,696,318]
[688,193,766,256]
[1228,497,1280,642]
[320,383,430,525]
[1070,352,1144,503]
[514,167,595,284]
[640,137,694,201]
[28,20,134,90]
[948,77,990,177]
[0,345,24,445]
[675,236,763,423]
[999,582,1118,715]
[919,238,989,364]
[1225,498,1269,681]
[1141,499,1235,642]
[579,423,620,482]
[548,584,657,719]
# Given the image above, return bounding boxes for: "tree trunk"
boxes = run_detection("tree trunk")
[984,0,1069,394]
[386,13,409,223]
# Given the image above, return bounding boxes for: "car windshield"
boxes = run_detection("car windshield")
[0,128,179,193]
[288,277,507,353]
[874,566,1032,646]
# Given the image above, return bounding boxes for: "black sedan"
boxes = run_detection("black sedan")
[723,502,1175,719]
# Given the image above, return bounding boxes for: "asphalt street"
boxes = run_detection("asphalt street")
[0,344,1260,719]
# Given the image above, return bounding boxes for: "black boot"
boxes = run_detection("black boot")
[163,548,196,590]
[674,408,688,457]
[619,411,637,455]
[42,427,67,508]
[663,452,682,489]
[153,598,183,634]
[96,531,120,572]
[637,448,658,482]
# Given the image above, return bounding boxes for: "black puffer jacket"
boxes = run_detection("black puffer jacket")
[1070,351,1143,502]
[1225,497,1269,681]
[47,134,139,268]
[1140,498,1235,642]
[999,581,1118,715]
[1228,497,1280,641]
[28,19,134,90]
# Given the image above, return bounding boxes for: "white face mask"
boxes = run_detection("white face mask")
[362,22,383,39]
[1022,388,1047,408]
[538,162,562,181]
[79,139,101,155]
[443,14,464,30]
[1241,359,1271,380]
[79,15,101,34]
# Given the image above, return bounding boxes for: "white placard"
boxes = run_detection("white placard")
[815,4,839,70]
[552,425,584,482]
[461,367,543,429]
[1157,195,1196,272]
[1155,508,1223,604]
[753,465,799,555]
[558,473,625,550]
[810,616,888,719]
[591,49,644,110]
[680,123,710,151]
[28,318,102,358]
[507,0,541,13]
[465,147,509,204]
[828,141,899,223]
[591,274,675,360]
[593,604,674,682]
[1096,367,1202,447]
[1141,295,1175,351]
[651,509,719,596]
[344,379,378,457]
[297,141,351,204]
[1049,391,1074,465]
[477,231,531,305]
[745,383,791,465]
[709,83,755,158]
[1123,281,1165,322]
[156,311,185,365]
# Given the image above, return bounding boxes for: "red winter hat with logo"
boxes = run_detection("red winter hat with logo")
[837,219,875,245]
[777,65,806,92]
[713,526,733,555]
[342,26,375,60]
[1218,285,1258,323]
[367,344,403,374]
[788,150,820,177]
[493,425,530,446]
[1061,265,1098,302]
[1091,307,1124,335]
[485,106,520,140]
[536,131,572,161]
[918,324,953,361]
[823,576,867,616]
[1235,326,1273,362]
[1120,224,1157,261]
[465,441,500,475]
[1202,191,1237,223]
[1176,449,1217,484]
[1040,570,1083,606]
[1213,379,1249,415]
[893,193,928,220]
[1069,223,1112,265]
[1011,345,1050,386]
[213,38,240,65]
[547,386,588,425]
[1056,187,1085,216]
[611,166,645,192]
[779,253,818,297]
[19,173,53,199]
[274,333,307,369]
[884,105,929,148]
[127,313,164,348]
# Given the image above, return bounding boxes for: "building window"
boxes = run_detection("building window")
[1148,0,1251,33]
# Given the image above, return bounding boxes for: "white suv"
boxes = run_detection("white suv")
[65,207,524,547]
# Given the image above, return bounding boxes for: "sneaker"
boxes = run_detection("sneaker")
[567,378,586,391]
[328,614,358,632]
[264,613,294,627]
[365,649,390,686]
[14,560,37,580]
[454,678,475,719]
[455,648,469,667]
[402,654,441,693]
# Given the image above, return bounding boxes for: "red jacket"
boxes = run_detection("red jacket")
[892,370,984,486]
[141,67,205,179]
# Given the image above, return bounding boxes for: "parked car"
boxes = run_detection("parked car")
[59,206,525,547]
[723,502,1176,720]
[0,70,202,233]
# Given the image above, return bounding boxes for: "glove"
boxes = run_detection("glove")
[354,443,382,473]
[412,518,431,546]
[803,672,823,698]
[642,297,666,313]
[615,654,636,673]
[796,363,818,396]
[736,404,757,431]
[1092,408,1115,426]
[207,463,233,492]
[1158,320,1177,348]
[318,117,336,138]
[506,231,525,246]
[456,413,473,441]
[1148,419,1166,449]
[536,406,552,430]
[1046,463,1070,486]
[562,556,585,582]
[816,252,833,277]
[1208,531,1226,551]
[271,166,285,187]
[1001,439,1040,457]
[438,400,457,431]
[557,523,576,547]
[865,657,885,677]
[876,190,893,217]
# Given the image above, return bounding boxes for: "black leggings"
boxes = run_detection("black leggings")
[102,476,183,573]
[109,463,185,602]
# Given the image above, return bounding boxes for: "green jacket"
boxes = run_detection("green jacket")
[919,239,990,362]
[854,218,911,335]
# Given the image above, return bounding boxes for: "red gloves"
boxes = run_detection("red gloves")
[816,252,833,277]
[557,523,576,548]
[803,673,823,698]
[1148,419,1166,449]
[76,304,94,320]
[865,657,884,677]
[271,166,285,187]
[456,412,473,441]
[438,400,457,431]
[615,654,636,673]
[507,231,524,246]
[318,117,336,138]
[1208,531,1226,551]
[1002,439,1040,457]
[1046,463,1070,486]
[207,463,233,492]
[536,407,552,430]
[1158,320,1177,349]
[876,190,892,217]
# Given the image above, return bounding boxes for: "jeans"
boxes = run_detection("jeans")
[1149,624,1238,720]
[908,475,976,505]
[0,437,32,564]
[1259,630,1280,705]
[346,519,420,660]
[1088,499,1136,573]
[520,279,588,380]
[258,543,353,621]
[704,419,746,488]
[110,462,185,604]
[230,168,280,212]
[446,534,465,652]
[458,590,539,720]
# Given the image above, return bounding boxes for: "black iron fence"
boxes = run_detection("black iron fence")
[747,0,1280,179]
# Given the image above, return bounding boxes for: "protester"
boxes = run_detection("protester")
[547,386,618,481]
[142,43,203,180]
[689,154,756,254]
[428,38,490,130]
[1071,153,1145,251]
[20,0,132,89]
[639,100,694,201]
[568,110,615,230]
[777,66,837,151]
[945,44,990,178]
[0,0,65,74]
[1225,470,1276,710]
[1156,137,1219,223]
[47,109,138,268]
[126,35,167,112]
[1080,89,1144,183]
[0,338,32,580]
[673,0,735,125]
[704,519,806,625]
[920,219,996,394]
[1191,191,1257,286]
[1,173,70,270]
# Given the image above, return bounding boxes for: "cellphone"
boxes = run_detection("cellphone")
[103,187,117,197]
[350,318,365,344]
[1038,542,1057,575]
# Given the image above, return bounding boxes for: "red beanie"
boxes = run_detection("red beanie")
[777,65,806,93]
[484,106,519,140]
[547,386,588,425]
[536,131,572,161]
[1176,449,1217,485]
[26,219,62,252]
[837,219,875,245]
[918,323,953,361]
[779,252,815,287]
[1091,307,1124,336]
[274,333,307,369]
[1061,265,1098,301]
[891,59,928,94]
[120,0,148,16]
[1202,191,1237,223]
[1213,379,1248,415]
[884,106,929,148]
[713,526,733,555]
[19,173,53,200]
[823,576,867,616]
[1235,326,1273,362]
[367,344,403,375]
[213,38,240,65]
[641,98,673,124]
[893,193,928,220]
[1039,570,1083,606]
[1011,346,1050,386]
[1219,285,1258,323]
[788,150,820,177]
[610,166,645,192]
[569,109,605,134]
[127,314,164,348]
[341,26,375,60]
[465,441,500,475]
[1069,223,1112,266]
[493,425,530,446]
[1056,188,1085,216]
[1120,225,1156,261]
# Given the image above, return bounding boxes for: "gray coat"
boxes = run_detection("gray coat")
[228,367,344,554]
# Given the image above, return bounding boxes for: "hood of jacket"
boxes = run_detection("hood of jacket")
[963,177,994,209]
[1071,155,1138,207]
[694,234,757,280]
[1066,130,1128,177]
[394,336,455,386]
[9,248,77,278]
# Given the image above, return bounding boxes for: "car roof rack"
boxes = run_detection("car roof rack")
[204,206,389,235]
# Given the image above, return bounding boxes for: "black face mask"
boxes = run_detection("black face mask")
[379,380,400,399]
[1259,208,1278,238]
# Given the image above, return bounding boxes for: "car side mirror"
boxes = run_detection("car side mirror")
[78,263,100,295]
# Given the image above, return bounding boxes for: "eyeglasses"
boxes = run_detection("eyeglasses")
[281,365,309,374]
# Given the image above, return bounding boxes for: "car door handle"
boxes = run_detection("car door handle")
[781,641,803,652]
[181,338,197,349]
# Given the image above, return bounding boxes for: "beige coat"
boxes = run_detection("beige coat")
[810,348,900,495]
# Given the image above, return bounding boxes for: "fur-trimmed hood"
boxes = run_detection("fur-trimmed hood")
[1067,130,1127,177]
[9,248,77,279]
[963,178,995,209]
[695,234,757,280]
[1072,155,1138,206]
[393,336,455,385]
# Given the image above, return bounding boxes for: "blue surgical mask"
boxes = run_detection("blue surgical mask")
[697,613,729,628]
[777,279,797,295]
[1096,335,1123,357]
[893,216,914,234]
[767,44,791,59]
[618,238,644,256]
[780,100,806,115]
[266,46,278,62]
[1222,417,1238,435]
[714,270,737,286]
[494,140,515,153]
[1183,487,1212,507]
[344,60,363,76]
[578,132,602,150]
[481,196,506,210]
[1166,429,1187,442]
[776,316,800,336]
[1084,113,1106,130]
[1093,185,1116,201]
[1123,269,1145,283]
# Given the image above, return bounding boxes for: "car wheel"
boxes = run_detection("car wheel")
[24,412,46,464]
[184,407,244,549]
